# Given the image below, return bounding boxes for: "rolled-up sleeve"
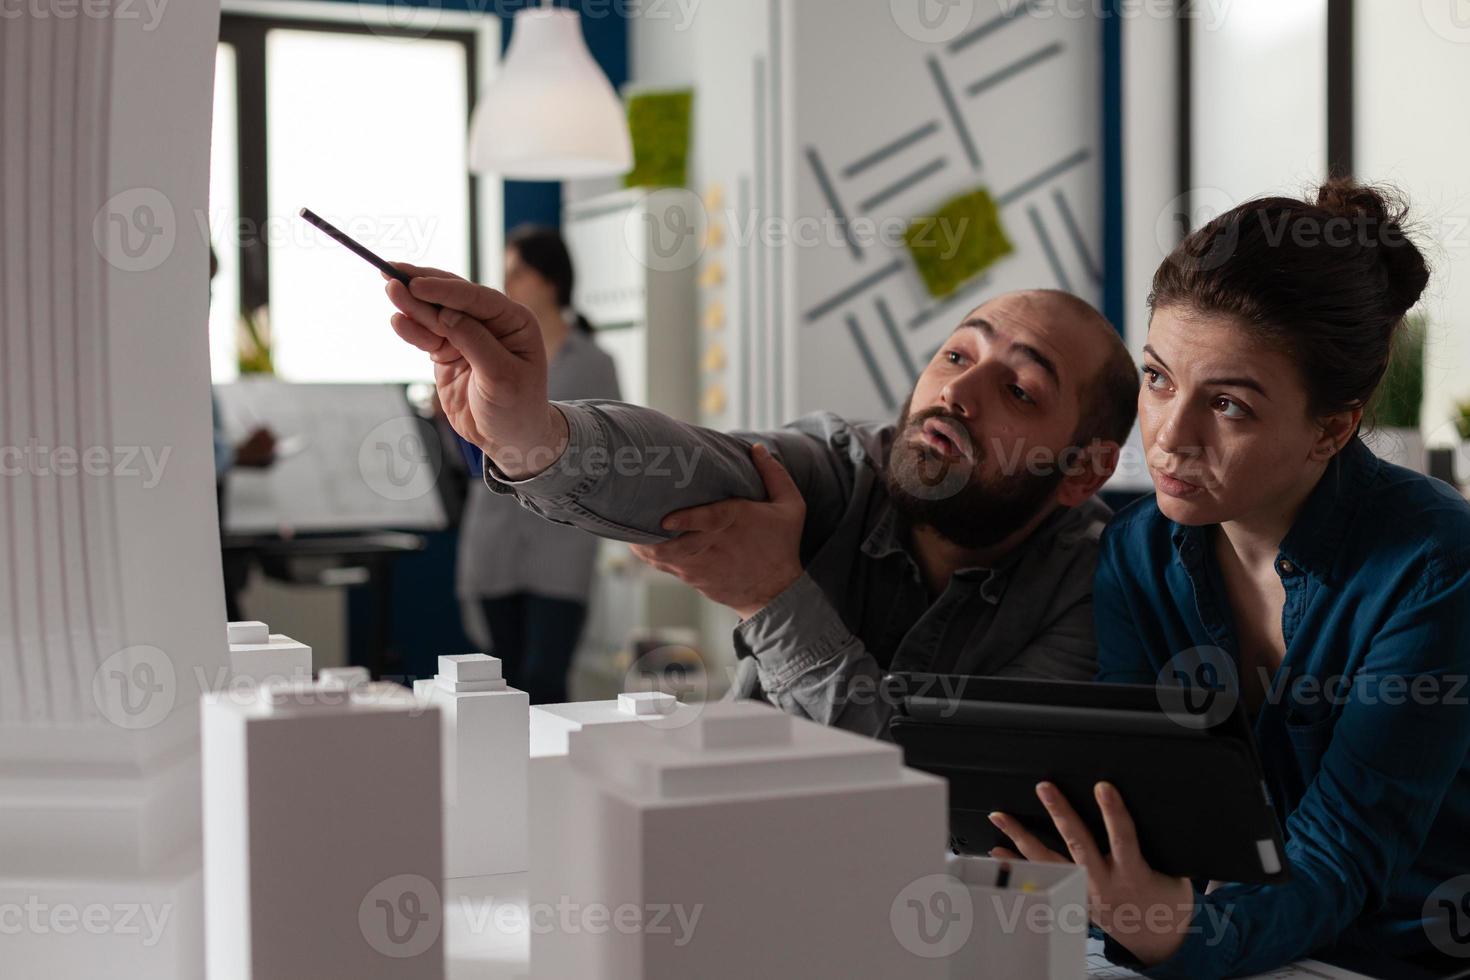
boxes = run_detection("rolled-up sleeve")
[483,400,769,544]
[484,400,850,545]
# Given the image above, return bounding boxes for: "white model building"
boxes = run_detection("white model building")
[226,621,312,687]
[0,3,226,977]
[202,679,444,980]
[531,700,949,979]
[414,654,530,877]
[529,690,690,756]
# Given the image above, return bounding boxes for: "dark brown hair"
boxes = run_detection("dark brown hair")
[507,224,594,335]
[1149,179,1430,419]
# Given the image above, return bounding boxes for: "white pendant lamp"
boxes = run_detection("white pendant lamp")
[468,3,633,179]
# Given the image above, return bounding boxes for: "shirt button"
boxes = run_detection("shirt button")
[1277,559,1296,576]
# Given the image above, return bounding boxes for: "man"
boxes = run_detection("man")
[384,265,1138,737]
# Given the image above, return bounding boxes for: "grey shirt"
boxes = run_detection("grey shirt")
[483,402,1110,738]
[456,328,620,603]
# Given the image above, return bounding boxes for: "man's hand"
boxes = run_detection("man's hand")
[383,262,566,480]
[629,444,805,620]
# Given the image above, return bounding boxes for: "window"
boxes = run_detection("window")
[1190,0,1328,207]
[210,42,241,383]
[211,12,493,383]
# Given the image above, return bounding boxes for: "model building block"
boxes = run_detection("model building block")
[225,623,311,688]
[413,654,530,878]
[531,700,948,979]
[202,679,443,979]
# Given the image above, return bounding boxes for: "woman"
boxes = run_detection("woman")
[989,182,1470,977]
[457,226,620,704]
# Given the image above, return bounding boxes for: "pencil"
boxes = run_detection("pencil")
[298,207,413,288]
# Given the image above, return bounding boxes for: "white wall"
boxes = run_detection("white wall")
[1122,7,1179,359]
[1357,5,1470,445]
[786,1,1104,423]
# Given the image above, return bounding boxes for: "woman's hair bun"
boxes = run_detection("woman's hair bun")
[1315,177,1429,318]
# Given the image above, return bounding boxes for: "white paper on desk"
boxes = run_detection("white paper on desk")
[218,379,446,534]
[1085,938,1374,979]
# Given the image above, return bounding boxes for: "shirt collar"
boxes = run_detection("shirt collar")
[1170,437,1376,585]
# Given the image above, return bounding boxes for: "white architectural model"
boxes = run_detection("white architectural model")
[531,700,949,979]
[226,621,312,687]
[529,690,687,756]
[0,3,226,977]
[202,679,444,980]
[944,855,1089,980]
[414,654,530,877]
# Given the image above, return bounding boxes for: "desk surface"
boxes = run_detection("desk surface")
[441,873,1382,980]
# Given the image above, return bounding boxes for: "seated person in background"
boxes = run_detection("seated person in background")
[990,182,1470,978]
[383,267,1137,737]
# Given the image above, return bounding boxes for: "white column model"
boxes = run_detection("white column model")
[0,2,226,977]
[414,654,530,877]
[202,679,444,980]
[531,700,949,980]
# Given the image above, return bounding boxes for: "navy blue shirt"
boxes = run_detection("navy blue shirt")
[1095,438,1470,978]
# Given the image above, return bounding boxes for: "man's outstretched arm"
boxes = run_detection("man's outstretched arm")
[384,264,848,543]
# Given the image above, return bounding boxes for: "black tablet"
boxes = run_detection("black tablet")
[886,673,1289,885]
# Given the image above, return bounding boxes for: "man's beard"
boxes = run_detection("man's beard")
[882,399,1065,550]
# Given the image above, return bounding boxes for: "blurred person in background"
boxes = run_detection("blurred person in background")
[456,226,620,704]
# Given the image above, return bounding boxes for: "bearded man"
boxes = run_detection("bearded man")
[385,272,1138,737]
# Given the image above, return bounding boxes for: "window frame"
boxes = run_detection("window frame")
[217,11,484,319]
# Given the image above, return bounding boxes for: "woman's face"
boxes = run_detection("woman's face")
[1140,306,1327,527]
[503,247,555,310]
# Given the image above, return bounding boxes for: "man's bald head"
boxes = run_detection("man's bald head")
[969,289,1138,447]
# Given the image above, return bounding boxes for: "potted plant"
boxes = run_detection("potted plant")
[237,305,274,376]
[1452,400,1470,487]
[1363,314,1427,472]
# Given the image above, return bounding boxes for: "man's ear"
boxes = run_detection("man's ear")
[1055,440,1121,508]
[1311,408,1362,461]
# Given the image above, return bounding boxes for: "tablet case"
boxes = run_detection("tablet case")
[887,674,1290,885]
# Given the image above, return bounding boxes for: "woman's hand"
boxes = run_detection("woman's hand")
[383,262,566,479]
[989,781,1196,967]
